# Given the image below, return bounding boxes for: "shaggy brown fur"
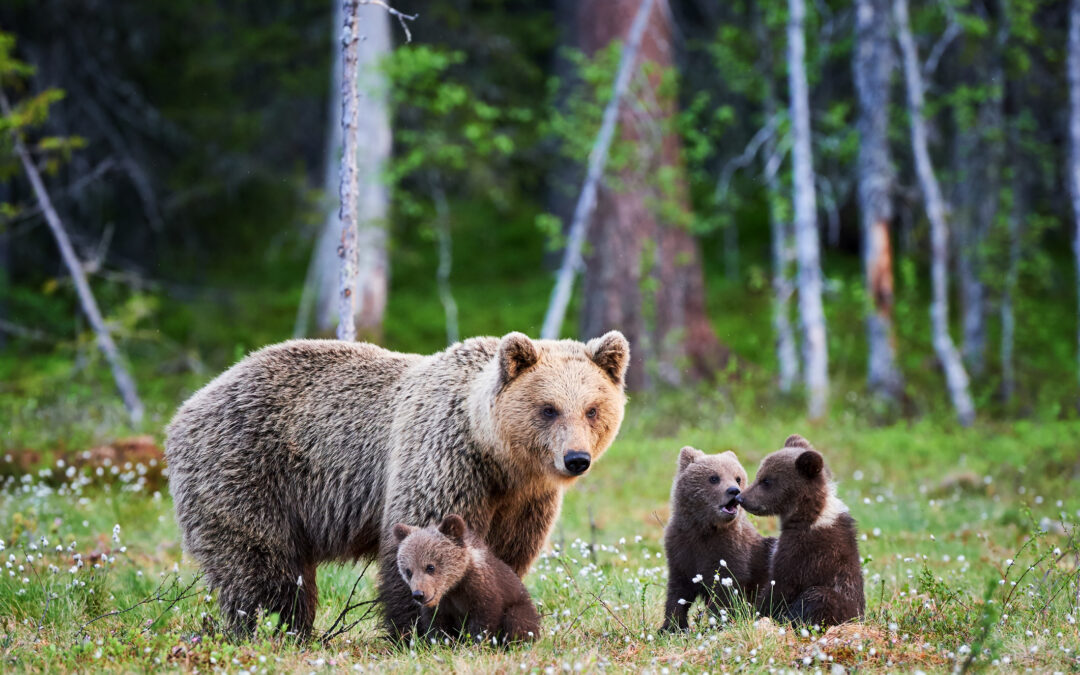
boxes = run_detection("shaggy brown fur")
[393,514,541,644]
[661,447,776,631]
[165,331,628,639]
[737,435,865,627]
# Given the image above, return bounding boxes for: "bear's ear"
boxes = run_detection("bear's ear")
[678,446,703,471]
[795,450,824,479]
[498,332,540,384]
[438,514,467,543]
[784,434,813,450]
[392,523,414,542]
[586,331,630,386]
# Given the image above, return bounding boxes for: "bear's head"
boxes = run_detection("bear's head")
[671,446,748,528]
[737,434,832,525]
[481,331,629,482]
[392,514,471,608]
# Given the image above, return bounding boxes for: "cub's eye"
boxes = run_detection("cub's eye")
[425,564,436,574]
[586,407,598,419]
[708,475,720,485]
[736,476,742,484]
[761,478,772,488]
[541,405,558,419]
[405,569,412,579]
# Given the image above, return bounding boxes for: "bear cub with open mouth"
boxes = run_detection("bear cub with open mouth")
[737,435,865,626]
[661,447,777,631]
[393,514,541,644]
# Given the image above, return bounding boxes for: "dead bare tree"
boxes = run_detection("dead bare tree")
[789,0,829,419]
[1,91,144,424]
[540,0,655,341]
[336,0,414,342]
[894,0,975,426]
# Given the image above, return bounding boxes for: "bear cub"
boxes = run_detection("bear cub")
[393,514,541,644]
[661,447,777,631]
[737,435,865,626]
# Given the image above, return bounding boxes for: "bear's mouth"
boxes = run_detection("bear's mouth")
[719,497,739,518]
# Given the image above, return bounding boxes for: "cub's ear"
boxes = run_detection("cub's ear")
[784,434,813,450]
[586,331,630,386]
[722,450,739,461]
[498,332,540,384]
[795,450,824,479]
[438,514,467,542]
[392,523,414,542]
[678,446,704,471]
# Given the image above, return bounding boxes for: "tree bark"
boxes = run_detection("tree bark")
[331,0,391,342]
[574,0,726,390]
[894,0,975,426]
[788,0,829,419]
[1070,0,1080,391]
[854,0,902,400]
[541,0,654,342]
[1,91,144,424]
[432,180,459,345]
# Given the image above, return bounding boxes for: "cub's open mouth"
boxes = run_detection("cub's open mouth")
[721,497,739,516]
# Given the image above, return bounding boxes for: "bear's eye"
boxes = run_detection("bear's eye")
[405,569,412,579]
[708,475,720,485]
[585,407,598,419]
[761,478,772,488]
[736,476,742,485]
[541,405,558,419]
[425,564,436,574]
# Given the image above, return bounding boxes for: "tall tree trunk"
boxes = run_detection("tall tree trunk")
[788,0,829,418]
[575,0,726,390]
[298,0,390,340]
[432,180,459,345]
[894,0,975,426]
[1,92,144,424]
[854,0,902,401]
[1070,0,1080,391]
[1000,155,1022,403]
[757,14,799,394]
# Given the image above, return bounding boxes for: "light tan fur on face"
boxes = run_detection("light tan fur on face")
[471,333,628,485]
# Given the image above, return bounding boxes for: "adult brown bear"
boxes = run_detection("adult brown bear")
[165,331,628,639]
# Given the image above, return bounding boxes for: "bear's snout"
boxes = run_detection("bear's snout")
[411,589,426,603]
[726,486,741,497]
[563,451,591,475]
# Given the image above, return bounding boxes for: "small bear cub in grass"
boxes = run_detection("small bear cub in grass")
[393,514,541,644]
[737,435,865,626]
[661,447,777,631]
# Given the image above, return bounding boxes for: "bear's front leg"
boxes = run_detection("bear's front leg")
[377,541,421,641]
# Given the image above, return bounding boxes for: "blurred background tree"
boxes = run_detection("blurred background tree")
[3,0,1080,445]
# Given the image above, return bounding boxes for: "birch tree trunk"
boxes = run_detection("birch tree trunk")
[895,0,975,426]
[788,0,829,419]
[757,13,799,394]
[1,92,144,424]
[854,0,902,401]
[298,0,390,341]
[1070,0,1080,390]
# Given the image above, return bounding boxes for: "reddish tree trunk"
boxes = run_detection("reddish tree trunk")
[576,0,726,390]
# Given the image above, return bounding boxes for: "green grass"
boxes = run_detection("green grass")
[0,400,1077,673]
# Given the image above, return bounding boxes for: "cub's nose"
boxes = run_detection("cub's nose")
[726,486,741,497]
[563,451,592,475]
[411,590,426,603]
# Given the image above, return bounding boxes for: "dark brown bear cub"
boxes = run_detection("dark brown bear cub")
[737,435,865,626]
[393,514,541,644]
[661,447,776,632]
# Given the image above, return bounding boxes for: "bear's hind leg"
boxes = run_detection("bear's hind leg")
[783,586,853,627]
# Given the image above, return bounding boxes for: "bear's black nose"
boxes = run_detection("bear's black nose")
[412,590,425,602]
[564,451,591,475]
[726,486,741,497]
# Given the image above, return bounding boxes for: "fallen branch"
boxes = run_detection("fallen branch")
[320,561,376,644]
[0,90,144,424]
